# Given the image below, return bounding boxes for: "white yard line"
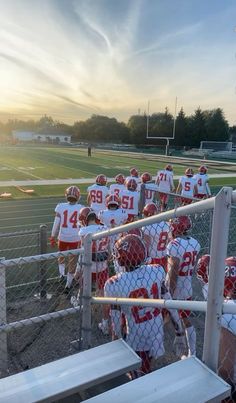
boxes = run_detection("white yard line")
[2,163,44,180]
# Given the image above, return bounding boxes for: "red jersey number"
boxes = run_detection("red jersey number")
[62,210,78,229]
[90,190,103,203]
[157,231,168,251]
[121,195,134,209]
[184,182,191,191]
[179,251,198,276]
[129,284,160,324]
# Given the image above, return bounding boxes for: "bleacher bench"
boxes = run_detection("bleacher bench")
[0,339,141,403]
[84,356,231,403]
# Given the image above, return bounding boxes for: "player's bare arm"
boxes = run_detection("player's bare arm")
[166,256,179,296]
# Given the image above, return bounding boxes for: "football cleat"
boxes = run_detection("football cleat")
[185,168,194,177]
[65,186,80,202]
[141,172,152,183]
[114,234,146,268]
[96,174,107,186]
[115,174,125,184]
[169,216,192,237]
[126,178,137,191]
[143,202,159,217]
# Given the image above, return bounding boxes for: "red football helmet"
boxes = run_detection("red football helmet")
[106,194,120,208]
[65,186,80,202]
[130,168,139,177]
[126,228,143,238]
[196,255,210,284]
[96,174,107,186]
[169,215,192,237]
[185,168,194,177]
[79,207,96,226]
[199,165,207,174]
[114,234,146,268]
[165,164,173,171]
[126,178,137,191]
[224,256,236,297]
[143,202,159,217]
[141,172,152,183]
[115,174,125,185]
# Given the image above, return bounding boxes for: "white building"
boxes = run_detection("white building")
[12,131,71,144]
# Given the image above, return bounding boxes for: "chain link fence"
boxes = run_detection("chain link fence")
[0,188,235,401]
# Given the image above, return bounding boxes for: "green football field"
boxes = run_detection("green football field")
[0,144,236,236]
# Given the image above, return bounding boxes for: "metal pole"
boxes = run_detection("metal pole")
[0,258,8,376]
[82,233,92,350]
[39,225,48,299]
[165,139,169,156]
[172,96,177,140]
[202,187,232,371]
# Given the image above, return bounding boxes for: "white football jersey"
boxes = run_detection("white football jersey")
[142,221,170,259]
[79,224,109,273]
[193,173,209,195]
[221,299,236,382]
[109,183,126,197]
[98,208,128,228]
[87,184,109,214]
[54,202,84,242]
[156,170,174,193]
[143,183,158,203]
[104,264,166,357]
[179,176,196,198]
[125,175,141,185]
[120,189,140,216]
[166,236,201,299]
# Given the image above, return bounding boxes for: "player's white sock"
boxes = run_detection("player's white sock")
[66,272,74,288]
[185,326,196,356]
[58,264,65,277]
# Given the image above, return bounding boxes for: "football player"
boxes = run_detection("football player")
[120,178,140,222]
[156,165,175,211]
[50,186,84,292]
[76,207,110,335]
[125,167,141,185]
[197,255,236,398]
[109,174,126,197]
[139,172,158,212]
[166,216,201,357]
[99,194,128,229]
[104,234,186,377]
[193,166,211,199]
[87,175,109,215]
[142,202,170,271]
[176,168,198,205]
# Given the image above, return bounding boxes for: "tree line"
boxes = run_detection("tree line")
[0,107,234,148]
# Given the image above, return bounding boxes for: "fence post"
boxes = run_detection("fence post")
[0,258,8,376]
[202,187,232,371]
[81,233,92,350]
[39,225,48,300]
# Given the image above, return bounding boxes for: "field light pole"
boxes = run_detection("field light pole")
[146,100,150,139]
[166,96,178,156]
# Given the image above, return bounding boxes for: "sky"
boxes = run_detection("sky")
[0,0,236,124]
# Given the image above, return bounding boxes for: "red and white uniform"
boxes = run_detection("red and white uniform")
[104,264,166,358]
[120,189,140,219]
[193,173,210,198]
[52,202,84,244]
[87,184,109,214]
[98,209,128,228]
[109,183,126,197]
[142,183,158,203]
[178,176,196,199]
[142,222,170,269]
[221,300,236,383]
[79,224,109,288]
[156,169,174,193]
[166,236,200,300]
[125,175,141,185]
